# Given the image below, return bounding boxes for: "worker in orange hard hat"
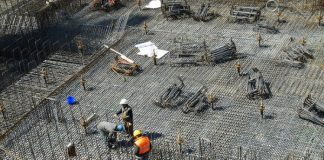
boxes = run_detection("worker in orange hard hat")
[133,130,151,160]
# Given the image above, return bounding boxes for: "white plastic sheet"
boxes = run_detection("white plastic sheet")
[144,0,161,9]
[135,41,169,59]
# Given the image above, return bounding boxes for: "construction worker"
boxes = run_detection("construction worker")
[235,61,241,76]
[176,132,184,153]
[144,21,148,35]
[300,37,306,46]
[114,99,133,137]
[133,130,152,160]
[40,67,49,84]
[317,15,322,26]
[0,101,5,118]
[80,76,86,91]
[137,0,142,9]
[152,50,157,65]
[257,33,262,47]
[77,40,85,54]
[277,11,282,23]
[97,121,124,148]
[259,99,265,119]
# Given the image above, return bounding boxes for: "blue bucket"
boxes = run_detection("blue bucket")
[67,96,76,105]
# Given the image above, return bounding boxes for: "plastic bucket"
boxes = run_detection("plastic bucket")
[67,96,76,105]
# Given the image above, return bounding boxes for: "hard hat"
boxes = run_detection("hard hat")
[116,124,124,132]
[120,98,128,105]
[133,130,142,137]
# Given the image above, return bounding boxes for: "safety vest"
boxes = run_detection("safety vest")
[134,136,151,155]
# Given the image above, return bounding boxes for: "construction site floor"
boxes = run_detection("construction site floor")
[1,1,324,159]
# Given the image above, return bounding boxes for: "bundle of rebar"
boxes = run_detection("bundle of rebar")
[169,41,205,66]
[208,39,237,63]
[181,87,208,114]
[153,76,184,108]
[180,42,206,54]
[161,0,192,19]
[298,95,324,126]
[253,21,279,34]
[230,6,261,23]
[246,68,270,100]
[192,3,215,22]
[282,43,314,68]
[170,39,237,66]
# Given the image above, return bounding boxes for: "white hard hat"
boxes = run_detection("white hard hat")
[120,99,128,105]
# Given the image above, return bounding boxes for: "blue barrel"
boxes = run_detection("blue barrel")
[67,96,76,105]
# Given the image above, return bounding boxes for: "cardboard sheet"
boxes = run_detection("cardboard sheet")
[144,0,161,9]
[135,41,169,59]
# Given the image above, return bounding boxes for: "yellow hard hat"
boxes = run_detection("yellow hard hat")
[133,130,142,137]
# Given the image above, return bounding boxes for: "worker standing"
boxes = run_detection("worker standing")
[114,99,133,137]
[144,21,148,35]
[235,61,241,76]
[97,121,124,148]
[257,33,262,47]
[317,15,322,26]
[152,50,157,65]
[277,10,282,23]
[80,76,86,91]
[259,99,265,119]
[133,130,152,160]
[40,67,49,84]
[0,101,5,119]
[137,0,142,9]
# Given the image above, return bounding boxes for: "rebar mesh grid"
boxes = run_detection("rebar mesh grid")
[0,0,324,159]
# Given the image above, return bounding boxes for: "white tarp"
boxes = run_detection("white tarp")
[135,41,169,59]
[144,0,161,9]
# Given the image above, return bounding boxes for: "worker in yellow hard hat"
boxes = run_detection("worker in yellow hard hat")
[133,130,151,160]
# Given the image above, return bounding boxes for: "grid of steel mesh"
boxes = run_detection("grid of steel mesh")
[1,0,324,159]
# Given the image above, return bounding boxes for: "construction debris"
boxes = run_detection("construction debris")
[298,95,324,126]
[246,68,271,100]
[229,6,261,23]
[282,43,314,68]
[80,113,97,128]
[153,76,184,108]
[161,0,192,19]
[111,56,142,76]
[193,3,216,22]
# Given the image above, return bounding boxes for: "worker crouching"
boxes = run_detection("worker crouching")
[133,130,152,160]
[97,121,124,149]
